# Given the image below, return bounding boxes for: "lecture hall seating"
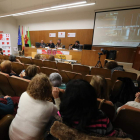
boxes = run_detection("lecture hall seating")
[32,59,43,67]
[4,55,9,60]
[24,64,40,73]
[43,60,57,69]
[11,62,24,75]
[57,62,72,71]
[19,57,32,64]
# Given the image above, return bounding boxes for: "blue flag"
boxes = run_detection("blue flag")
[18,25,22,45]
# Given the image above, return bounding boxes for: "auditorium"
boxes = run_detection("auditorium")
[0,0,140,139]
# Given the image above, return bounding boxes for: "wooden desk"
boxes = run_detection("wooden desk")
[24,47,105,66]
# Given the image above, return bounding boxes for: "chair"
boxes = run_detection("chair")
[20,57,32,64]
[113,105,140,140]
[32,59,43,67]
[0,55,4,60]
[0,114,14,140]
[11,62,24,75]
[111,71,137,84]
[97,98,116,122]
[8,76,30,96]
[40,67,59,77]
[84,75,93,83]
[57,62,72,71]
[0,72,15,96]
[73,65,90,76]
[43,61,57,69]
[91,68,111,78]
[60,70,83,83]
[24,64,40,73]
[4,55,9,60]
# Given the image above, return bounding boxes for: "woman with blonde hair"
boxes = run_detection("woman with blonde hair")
[9,73,59,140]
[90,75,108,100]
[48,55,55,61]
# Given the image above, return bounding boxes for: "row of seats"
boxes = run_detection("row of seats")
[0,72,30,96]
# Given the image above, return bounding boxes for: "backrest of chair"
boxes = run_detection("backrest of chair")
[12,62,24,75]
[20,57,32,64]
[106,78,112,97]
[60,70,83,83]
[0,72,15,96]
[91,68,111,78]
[0,55,4,60]
[113,105,140,140]
[84,75,93,83]
[32,59,43,67]
[112,71,137,84]
[97,98,115,122]
[43,61,57,69]
[8,76,30,96]
[40,67,59,77]
[73,65,90,76]
[4,55,9,60]
[57,62,72,71]
[16,56,20,60]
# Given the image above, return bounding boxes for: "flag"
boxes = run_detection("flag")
[25,27,28,44]
[18,25,22,46]
[22,26,25,50]
[27,28,31,47]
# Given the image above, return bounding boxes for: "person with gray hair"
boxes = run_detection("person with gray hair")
[49,73,66,90]
[48,40,55,48]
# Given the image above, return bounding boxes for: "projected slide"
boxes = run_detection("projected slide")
[93,9,140,47]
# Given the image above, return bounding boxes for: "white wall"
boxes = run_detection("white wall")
[17,11,95,31]
[0,17,18,55]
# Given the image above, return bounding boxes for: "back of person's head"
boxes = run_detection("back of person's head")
[75,41,80,44]
[0,60,12,74]
[106,61,118,69]
[49,55,55,61]
[0,48,3,52]
[60,79,98,132]
[34,54,41,60]
[9,55,16,62]
[27,73,52,101]
[49,73,62,87]
[90,75,108,100]
[25,65,38,78]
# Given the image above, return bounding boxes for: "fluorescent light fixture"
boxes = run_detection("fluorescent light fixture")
[0,1,95,18]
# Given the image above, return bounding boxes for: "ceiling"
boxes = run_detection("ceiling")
[0,0,140,19]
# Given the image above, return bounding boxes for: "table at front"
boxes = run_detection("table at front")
[24,47,106,67]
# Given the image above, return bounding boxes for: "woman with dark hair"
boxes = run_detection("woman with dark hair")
[72,41,80,49]
[55,79,131,138]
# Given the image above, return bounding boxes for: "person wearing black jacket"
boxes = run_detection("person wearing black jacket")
[0,48,3,55]
[72,41,80,49]
[48,40,55,48]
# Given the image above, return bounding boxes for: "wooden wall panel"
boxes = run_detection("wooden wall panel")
[29,29,93,49]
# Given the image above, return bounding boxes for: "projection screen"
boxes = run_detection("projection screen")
[93,8,140,47]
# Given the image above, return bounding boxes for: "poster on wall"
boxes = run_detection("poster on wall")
[68,33,76,37]
[58,32,65,38]
[0,33,11,55]
[49,33,56,37]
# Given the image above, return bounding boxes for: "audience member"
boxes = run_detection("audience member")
[0,48,3,55]
[20,65,38,80]
[48,55,55,61]
[40,40,46,48]
[34,54,41,59]
[117,92,140,112]
[9,73,59,140]
[49,73,66,90]
[48,40,55,48]
[72,41,80,49]
[9,55,21,63]
[56,79,131,138]
[106,61,124,75]
[56,39,63,48]
[0,60,18,76]
[90,75,108,100]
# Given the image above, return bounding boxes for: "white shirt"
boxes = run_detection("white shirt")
[9,92,58,140]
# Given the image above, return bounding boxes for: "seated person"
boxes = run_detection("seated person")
[34,54,41,60]
[72,41,80,49]
[90,75,109,100]
[20,65,38,80]
[0,48,3,55]
[0,60,18,76]
[48,40,55,48]
[49,73,66,90]
[9,55,21,63]
[40,40,46,48]
[106,61,124,75]
[54,79,131,138]
[56,39,63,48]
[117,92,140,112]
[48,55,55,61]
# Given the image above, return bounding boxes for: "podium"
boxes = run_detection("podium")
[133,45,140,71]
